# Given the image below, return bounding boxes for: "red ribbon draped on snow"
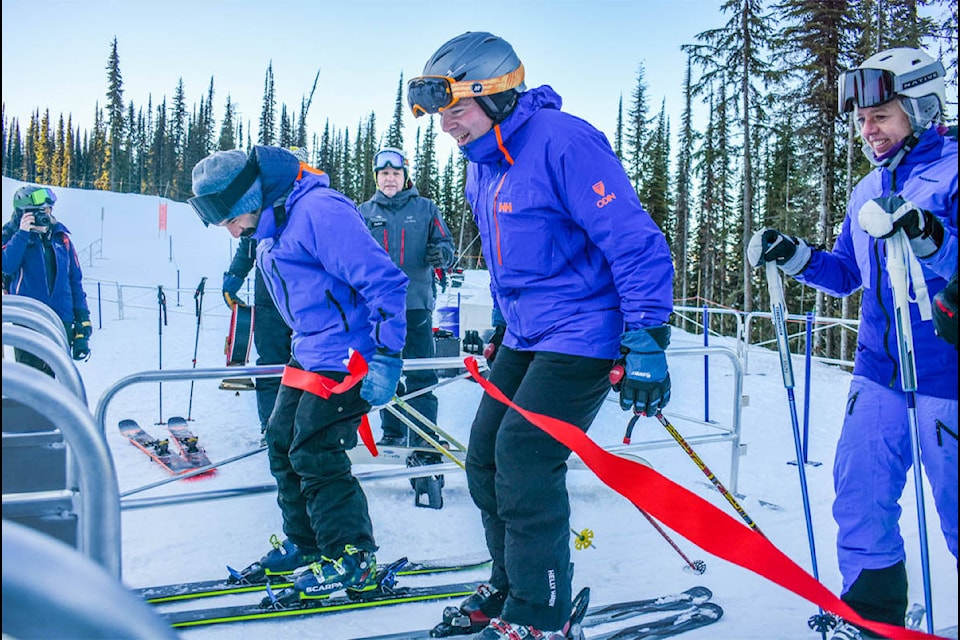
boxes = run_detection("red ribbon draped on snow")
[280,350,379,457]
[463,356,936,640]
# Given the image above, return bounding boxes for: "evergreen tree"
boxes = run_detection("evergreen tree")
[105,37,125,192]
[625,63,650,193]
[674,54,698,305]
[386,72,405,148]
[218,96,237,150]
[259,62,276,145]
[415,117,439,199]
[684,0,781,314]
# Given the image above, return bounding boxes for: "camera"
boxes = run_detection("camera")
[33,211,51,227]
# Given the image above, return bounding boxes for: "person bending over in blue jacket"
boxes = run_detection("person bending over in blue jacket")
[2,185,92,373]
[408,32,674,640]
[189,146,408,601]
[749,47,957,640]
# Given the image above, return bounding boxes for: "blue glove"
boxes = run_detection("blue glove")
[618,326,671,415]
[746,229,812,276]
[858,196,944,258]
[222,272,246,309]
[360,351,403,407]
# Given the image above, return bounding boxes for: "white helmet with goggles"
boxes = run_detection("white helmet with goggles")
[408,32,526,123]
[373,147,409,175]
[838,46,946,133]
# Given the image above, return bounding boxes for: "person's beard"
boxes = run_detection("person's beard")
[240,226,256,238]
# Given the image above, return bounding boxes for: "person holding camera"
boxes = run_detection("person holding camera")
[2,185,92,373]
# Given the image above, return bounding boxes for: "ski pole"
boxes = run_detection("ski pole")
[764,260,829,638]
[187,277,207,421]
[637,507,706,574]
[156,285,168,425]
[655,412,764,536]
[608,363,763,534]
[885,231,934,634]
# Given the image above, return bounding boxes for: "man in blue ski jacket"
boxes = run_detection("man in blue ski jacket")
[409,32,674,639]
[2,185,92,371]
[749,47,957,639]
[189,145,408,601]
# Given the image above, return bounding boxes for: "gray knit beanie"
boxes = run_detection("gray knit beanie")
[191,150,263,220]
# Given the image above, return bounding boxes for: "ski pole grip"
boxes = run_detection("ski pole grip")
[609,364,624,387]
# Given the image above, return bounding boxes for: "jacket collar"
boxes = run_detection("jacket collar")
[462,85,562,165]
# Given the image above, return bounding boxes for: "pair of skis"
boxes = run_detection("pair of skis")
[118,416,214,477]
[137,551,721,638]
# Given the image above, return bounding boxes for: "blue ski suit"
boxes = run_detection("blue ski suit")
[796,125,958,604]
[245,146,408,557]
[461,86,673,631]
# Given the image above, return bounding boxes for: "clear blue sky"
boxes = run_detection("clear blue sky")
[2,0,726,165]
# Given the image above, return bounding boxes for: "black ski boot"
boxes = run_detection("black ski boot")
[430,583,506,637]
[408,450,445,509]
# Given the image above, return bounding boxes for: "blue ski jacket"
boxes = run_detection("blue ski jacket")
[461,86,673,360]
[248,146,408,372]
[2,219,89,327]
[797,125,958,399]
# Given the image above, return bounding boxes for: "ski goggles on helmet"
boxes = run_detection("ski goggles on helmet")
[373,148,407,172]
[187,158,259,227]
[15,187,57,211]
[838,60,945,112]
[407,63,525,117]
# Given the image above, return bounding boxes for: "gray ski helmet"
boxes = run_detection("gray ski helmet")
[13,185,56,213]
[420,32,526,122]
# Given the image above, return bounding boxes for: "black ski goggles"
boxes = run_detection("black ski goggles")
[838,61,944,113]
[187,157,260,227]
[407,64,525,117]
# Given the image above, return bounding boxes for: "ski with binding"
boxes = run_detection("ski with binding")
[135,553,491,604]
[119,419,194,475]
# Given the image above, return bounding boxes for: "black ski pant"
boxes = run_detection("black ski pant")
[380,308,439,446]
[254,270,292,431]
[466,347,612,631]
[266,363,376,557]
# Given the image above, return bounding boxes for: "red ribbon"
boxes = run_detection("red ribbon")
[280,350,378,457]
[464,356,937,640]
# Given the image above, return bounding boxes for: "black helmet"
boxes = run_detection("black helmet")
[13,185,56,213]
[410,32,526,122]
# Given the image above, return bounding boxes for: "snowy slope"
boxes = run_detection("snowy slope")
[2,177,956,639]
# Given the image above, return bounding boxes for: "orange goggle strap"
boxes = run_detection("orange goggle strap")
[280,350,378,457]
[410,63,525,116]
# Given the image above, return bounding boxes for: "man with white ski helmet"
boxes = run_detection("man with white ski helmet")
[749,46,957,639]
[409,31,674,639]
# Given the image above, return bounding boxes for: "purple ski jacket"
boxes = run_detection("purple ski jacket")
[797,125,958,399]
[249,146,408,373]
[462,86,674,360]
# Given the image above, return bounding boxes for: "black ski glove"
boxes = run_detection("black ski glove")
[859,196,945,258]
[933,271,958,348]
[747,229,813,276]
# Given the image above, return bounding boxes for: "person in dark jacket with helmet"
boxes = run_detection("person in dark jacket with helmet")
[749,47,957,640]
[189,146,408,602]
[2,185,92,372]
[409,32,674,639]
[359,147,455,451]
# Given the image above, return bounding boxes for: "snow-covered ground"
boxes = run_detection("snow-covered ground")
[2,177,957,639]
